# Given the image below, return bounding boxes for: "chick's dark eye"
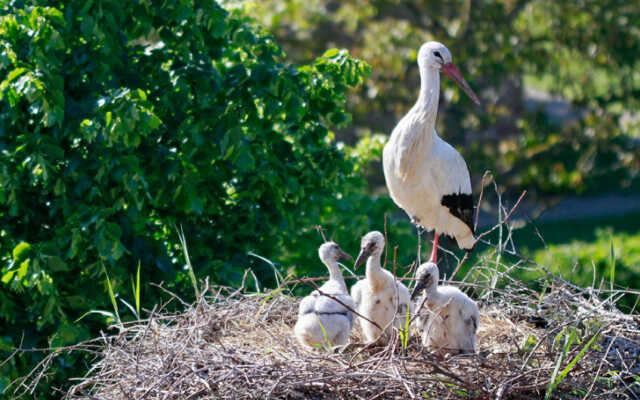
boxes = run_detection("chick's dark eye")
[434,51,443,61]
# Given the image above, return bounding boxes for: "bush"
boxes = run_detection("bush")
[0,1,371,396]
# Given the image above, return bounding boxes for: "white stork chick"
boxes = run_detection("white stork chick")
[294,241,355,349]
[383,41,480,263]
[412,262,479,353]
[350,231,411,343]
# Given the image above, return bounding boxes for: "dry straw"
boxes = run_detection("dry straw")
[7,188,640,399]
[12,264,640,399]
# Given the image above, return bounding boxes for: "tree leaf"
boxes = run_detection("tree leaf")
[12,242,31,260]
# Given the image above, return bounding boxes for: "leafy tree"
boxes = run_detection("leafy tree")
[0,1,371,396]
[237,0,640,205]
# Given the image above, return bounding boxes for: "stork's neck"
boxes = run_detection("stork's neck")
[414,67,441,130]
[325,260,347,291]
[365,253,387,284]
[420,274,446,306]
[423,283,439,300]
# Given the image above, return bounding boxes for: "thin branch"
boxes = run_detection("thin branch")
[304,280,383,332]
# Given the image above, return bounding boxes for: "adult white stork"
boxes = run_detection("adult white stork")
[383,41,480,263]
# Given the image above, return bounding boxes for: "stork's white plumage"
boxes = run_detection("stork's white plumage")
[383,41,480,261]
[350,231,412,343]
[411,262,479,353]
[294,242,355,349]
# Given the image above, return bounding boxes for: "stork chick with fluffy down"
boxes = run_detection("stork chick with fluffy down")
[294,242,355,349]
[412,262,479,353]
[350,231,412,343]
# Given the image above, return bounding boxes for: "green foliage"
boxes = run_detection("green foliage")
[530,228,640,295]
[464,213,640,310]
[0,1,372,397]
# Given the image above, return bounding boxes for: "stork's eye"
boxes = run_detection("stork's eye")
[433,51,443,61]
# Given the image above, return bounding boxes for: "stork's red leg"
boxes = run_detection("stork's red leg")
[429,232,439,263]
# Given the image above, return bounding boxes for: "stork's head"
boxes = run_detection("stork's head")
[354,231,385,269]
[318,241,352,264]
[411,262,439,300]
[417,41,481,106]
[418,41,453,70]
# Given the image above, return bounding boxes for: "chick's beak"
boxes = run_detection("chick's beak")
[411,274,432,300]
[411,282,425,300]
[354,248,371,269]
[337,249,353,262]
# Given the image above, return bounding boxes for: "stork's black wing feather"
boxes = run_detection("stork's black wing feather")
[441,193,474,233]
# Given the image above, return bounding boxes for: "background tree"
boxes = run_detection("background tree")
[0,1,372,396]
[237,0,640,207]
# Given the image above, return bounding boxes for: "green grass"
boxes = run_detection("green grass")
[177,226,200,299]
[103,264,120,324]
[399,305,411,352]
[513,212,640,251]
[545,328,576,400]
[317,318,332,350]
[465,211,640,311]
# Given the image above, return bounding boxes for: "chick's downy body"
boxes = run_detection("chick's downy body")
[351,231,411,343]
[412,262,478,353]
[294,242,355,348]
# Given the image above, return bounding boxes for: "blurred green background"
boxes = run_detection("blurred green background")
[232,0,640,294]
[1,0,639,398]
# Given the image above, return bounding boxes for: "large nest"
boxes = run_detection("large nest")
[10,190,640,399]
[17,269,640,400]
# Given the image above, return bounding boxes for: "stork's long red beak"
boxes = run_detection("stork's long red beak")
[441,62,481,106]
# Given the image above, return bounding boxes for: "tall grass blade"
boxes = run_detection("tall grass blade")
[135,261,141,316]
[248,251,283,288]
[119,298,138,319]
[177,225,199,298]
[74,309,117,323]
[609,240,615,292]
[317,317,332,350]
[131,261,141,318]
[401,305,410,350]
[552,329,601,390]
[544,330,575,399]
[102,263,120,324]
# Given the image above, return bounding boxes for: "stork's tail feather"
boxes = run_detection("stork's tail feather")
[456,233,476,251]
[440,193,474,233]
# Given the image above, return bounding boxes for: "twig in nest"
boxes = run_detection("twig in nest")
[303,280,383,332]
[314,225,328,242]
